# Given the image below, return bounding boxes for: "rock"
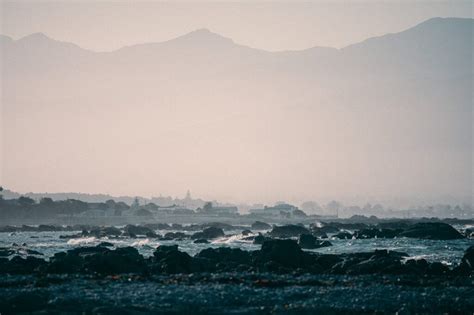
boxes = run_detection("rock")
[97,242,114,247]
[196,247,251,270]
[251,221,272,230]
[163,232,187,240]
[253,233,271,245]
[0,247,15,257]
[241,229,252,236]
[46,246,111,273]
[354,228,402,239]
[298,234,332,249]
[191,227,225,240]
[87,226,122,238]
[151,245,193,273]
[332,231,353,240]
[310,224,339,234]
[398,222,464,240]
[462,245,474,268]
[269,225,310,238]
[1,256,46,274]
[37,225,59,232]
[454,245,474,274]
[331,250,408,275]
[123,225,155,236]
[193,239,209,244]
[255,239,313,268]
[464,227,474,238]
[83,247,147,274]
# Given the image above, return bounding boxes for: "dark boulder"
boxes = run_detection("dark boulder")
[46,246,110,273]
[0,247,15,257]
[310,223,339,234]
[255,239,314,268]
[454,245,474,274]
[196,247,251,270]
[269,225,310,238]
[332,231,353,239]
[251,221,272,230]
[162,232,188,240]
[331,250,408,275]
[253,233,271,245]
[97,241,114,247]
[398,222,464,240]
[151,245,193,273]
[191,227,225,240]
[123,225,155,236]
[193,239,209,244]
[83,247,147,274]
[241,229,252,236]
[37,225,59,232]
[87,226,122,238]
[298,234,332,249]
[1,256,46,274]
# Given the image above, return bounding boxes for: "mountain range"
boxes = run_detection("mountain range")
[1,17,472,205]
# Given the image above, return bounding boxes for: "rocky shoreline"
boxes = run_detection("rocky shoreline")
[1,220,473,314]
[0,239,473,314]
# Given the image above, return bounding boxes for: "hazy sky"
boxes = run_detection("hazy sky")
[0,0,472,51]
[0,1,472,206]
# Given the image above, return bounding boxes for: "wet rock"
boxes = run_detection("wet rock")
[252,233,271,245]
[0,226,19,233]
[269,225,310,238]
[241,229,252,236]
[332,231,353,239]
[454,245,474,274]
[123,224,155,236]
[163,232,188,240]
[310,223,339,234]
[255,239,314,268]
[37,225,59,231]
[46,246,110,273]
[1,256,46,274]
[193,239,209,244]
[298,234,332,249]
[354,228,402,239]
[331,250,408,275]
[196,247,251,271]
[191,227,225,240]
[464,227,474,238]
[87,226,122,238]
[0,247,15,257]
[398,222,464,240]
[83,246,147,274]
[97,242,114,247]
[251,221,272,230]
[151,245,193,273]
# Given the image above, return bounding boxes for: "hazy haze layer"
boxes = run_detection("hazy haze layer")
[0,4,472,206]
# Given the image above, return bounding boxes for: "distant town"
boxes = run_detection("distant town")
[1,187,472,225]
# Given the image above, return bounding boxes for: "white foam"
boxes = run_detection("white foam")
[67,237,96,245]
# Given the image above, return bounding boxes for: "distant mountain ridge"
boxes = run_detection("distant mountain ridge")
[1,17,472,206]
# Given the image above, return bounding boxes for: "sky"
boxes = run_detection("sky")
[0,1,472,207]
[0,0,472,52]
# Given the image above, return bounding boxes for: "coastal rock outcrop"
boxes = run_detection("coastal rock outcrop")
[298,234,332,249]
[269,225,310,238]
[191,227,225,240]
[398,222,464,240]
